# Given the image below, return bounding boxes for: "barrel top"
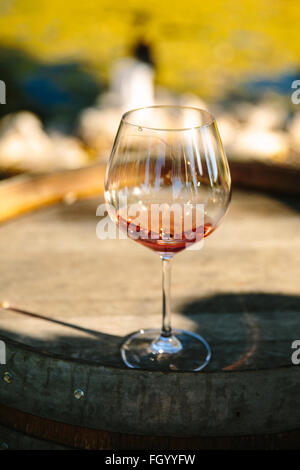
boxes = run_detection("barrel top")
[0,189,299,373]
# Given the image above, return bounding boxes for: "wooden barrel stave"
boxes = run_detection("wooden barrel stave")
[1,333,300,438]
[1,404,300,450]
[0,423,69,450]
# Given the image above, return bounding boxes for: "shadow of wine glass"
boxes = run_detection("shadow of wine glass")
[1,292,299,372]
[178,292,300,371]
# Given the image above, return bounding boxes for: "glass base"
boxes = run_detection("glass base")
[121,328,211,371]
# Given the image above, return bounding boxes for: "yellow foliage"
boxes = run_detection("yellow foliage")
[0,0,299,97]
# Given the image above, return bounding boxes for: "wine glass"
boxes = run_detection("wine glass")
[105,105,231,371]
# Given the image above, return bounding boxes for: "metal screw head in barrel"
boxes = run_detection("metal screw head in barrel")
[3,372,12,384]
[74,389,84,400]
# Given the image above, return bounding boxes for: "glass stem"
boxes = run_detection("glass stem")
[161,256,172,337]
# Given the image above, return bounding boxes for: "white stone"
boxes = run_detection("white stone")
[0,112,88,172]
[232,126,289,162]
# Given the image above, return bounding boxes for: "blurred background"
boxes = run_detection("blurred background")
[0,0,300,178]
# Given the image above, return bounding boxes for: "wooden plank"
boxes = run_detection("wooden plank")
[0,403,300,450]
[230,160,300,195]
[0,164,106,222]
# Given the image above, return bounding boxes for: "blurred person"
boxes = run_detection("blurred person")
[108,40,155,111]
[79,41,155,159]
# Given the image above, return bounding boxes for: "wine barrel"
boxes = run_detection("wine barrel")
[0,166,300,449]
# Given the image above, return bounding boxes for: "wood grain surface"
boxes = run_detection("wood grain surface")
[0,164,300,449]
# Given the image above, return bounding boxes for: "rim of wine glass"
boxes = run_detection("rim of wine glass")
[121,105,216,132]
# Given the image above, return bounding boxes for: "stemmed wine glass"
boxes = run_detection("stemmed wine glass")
[105,106,231,371]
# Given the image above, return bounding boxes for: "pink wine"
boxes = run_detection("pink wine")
[117,205,213,254]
